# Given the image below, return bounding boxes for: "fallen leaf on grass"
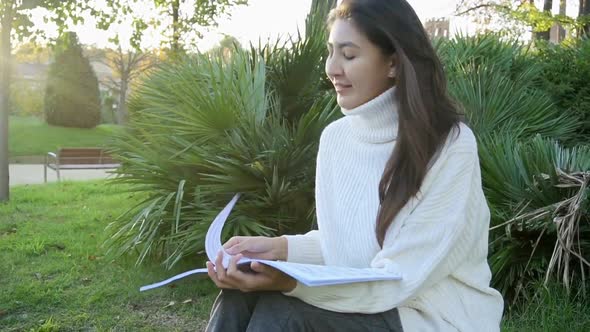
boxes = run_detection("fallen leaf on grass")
[163,301,176,308]
[182,299,192,304]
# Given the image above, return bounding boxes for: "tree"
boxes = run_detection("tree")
[44,32,101,128]
[207,34,242,59]
[132,0,249,54]
[538,0,554,40]
[581,0,590,35]
[14,41,51,63]
[456,1,588,40]
[0,2,14,202]
[104,46,157,124]
[558,0,567,41]
[0,1,113,201]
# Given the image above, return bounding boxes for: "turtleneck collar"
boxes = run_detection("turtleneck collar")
[340,87,399,144]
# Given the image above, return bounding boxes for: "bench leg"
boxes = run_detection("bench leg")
[57,168,61,182]
[44,164,47,183]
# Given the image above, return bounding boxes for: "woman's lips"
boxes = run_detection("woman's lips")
[334,84,352,93]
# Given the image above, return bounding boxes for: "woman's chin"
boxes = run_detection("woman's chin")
[336,96,360,110]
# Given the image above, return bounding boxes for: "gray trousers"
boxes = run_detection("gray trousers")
[205,289,404,332]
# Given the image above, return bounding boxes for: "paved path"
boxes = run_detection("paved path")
[9,164,116,186]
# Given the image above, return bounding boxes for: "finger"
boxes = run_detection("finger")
[223,236,244,250]
[250,261,270,274]
[226,254,243,281]
[215,251,227,282]
[225,239,248,255]
[206,261,226,288]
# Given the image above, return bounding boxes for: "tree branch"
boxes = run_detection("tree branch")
[455,3,512,16]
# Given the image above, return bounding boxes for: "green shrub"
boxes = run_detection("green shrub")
[44,32,101,128]
[9,80,44,117]
[436,35,586,303]
[534,37,590,142]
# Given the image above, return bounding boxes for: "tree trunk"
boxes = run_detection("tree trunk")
[558,0,566,41]
[0,6,13,202]
[116,77,128,125]
[171,0,180,53]
[537,0,553,40]
[581,0,590,36]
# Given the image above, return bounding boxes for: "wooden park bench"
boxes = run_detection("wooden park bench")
[44,147,120,183]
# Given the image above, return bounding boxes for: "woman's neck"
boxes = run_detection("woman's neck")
[340,87,399,144]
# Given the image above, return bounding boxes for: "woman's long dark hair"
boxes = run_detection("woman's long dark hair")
[328,0,462,247]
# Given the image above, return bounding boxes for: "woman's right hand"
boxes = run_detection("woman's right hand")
[223,236,287,261]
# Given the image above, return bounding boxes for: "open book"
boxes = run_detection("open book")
[140,194,402,292]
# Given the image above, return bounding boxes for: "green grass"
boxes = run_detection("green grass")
[1,181,588,331]
[502,283,590,332]
[0,181,218,331]
[9,116,124,156]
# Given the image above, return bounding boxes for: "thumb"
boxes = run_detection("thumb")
[249,261,270,274]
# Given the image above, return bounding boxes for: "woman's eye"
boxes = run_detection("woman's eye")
[343,54,355,60]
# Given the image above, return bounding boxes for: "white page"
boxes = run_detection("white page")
[140,194,401,291]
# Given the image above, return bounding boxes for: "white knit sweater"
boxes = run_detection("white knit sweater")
[283,87,504,331]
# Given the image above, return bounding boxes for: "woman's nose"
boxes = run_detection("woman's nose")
[325,55,342,79]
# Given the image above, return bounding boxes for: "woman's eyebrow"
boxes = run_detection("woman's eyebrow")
[326,41,360,49]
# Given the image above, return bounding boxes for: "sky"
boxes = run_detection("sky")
[29,0,459,51]
[28,0,582,51]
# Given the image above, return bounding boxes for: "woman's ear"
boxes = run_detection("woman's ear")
[387,55,397,79]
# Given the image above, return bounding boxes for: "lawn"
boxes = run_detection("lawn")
[1,180,588,331]
[9,116,124,157]
[0,181,217,331]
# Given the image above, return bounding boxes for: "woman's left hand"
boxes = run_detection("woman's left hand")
[206,251,297,293]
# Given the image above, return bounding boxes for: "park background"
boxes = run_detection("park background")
[1,0,590,330]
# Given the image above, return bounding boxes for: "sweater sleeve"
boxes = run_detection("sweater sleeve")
[283,230,325,265]
[283,146,485,313]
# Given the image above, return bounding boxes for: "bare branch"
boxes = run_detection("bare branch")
[455,3,512,16]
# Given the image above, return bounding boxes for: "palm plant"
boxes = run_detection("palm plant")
[436,34,579,142]
[104,1,338,267]
[435,33,534,79]
[436,34,587,303]
[481,136,590,302]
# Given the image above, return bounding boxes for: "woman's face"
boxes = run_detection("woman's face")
[326,18,394,109]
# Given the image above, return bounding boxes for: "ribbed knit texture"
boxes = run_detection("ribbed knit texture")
[283,87,504,332]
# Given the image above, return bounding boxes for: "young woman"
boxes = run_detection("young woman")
[205,0,504,331]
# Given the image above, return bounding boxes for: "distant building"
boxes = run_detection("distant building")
[13,63,48,93]
[13,60,114,92]
[14,63,48,82]
[424,18,451,39]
